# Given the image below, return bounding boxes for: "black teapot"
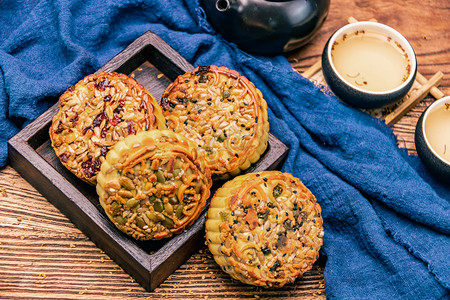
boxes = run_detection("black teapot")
[201,0,330,55]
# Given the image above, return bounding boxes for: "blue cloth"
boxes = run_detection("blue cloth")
[1,1,449,298]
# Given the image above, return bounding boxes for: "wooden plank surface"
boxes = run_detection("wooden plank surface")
[1,0,449,298]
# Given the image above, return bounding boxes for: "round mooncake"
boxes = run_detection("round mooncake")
[96,130,212,240]
[161,65,269,180]
[50,72,166,184]
[205,171,324,287]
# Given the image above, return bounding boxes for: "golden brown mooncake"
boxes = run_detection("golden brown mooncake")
[160,65,269,180]
[49,72,166,184]
[96,130,212,241]
[205,171,324,287]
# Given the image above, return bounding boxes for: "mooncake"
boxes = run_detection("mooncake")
[205,171,324,287]
[161,65,269,180]
[96,130,212,240]
[49,72,166,184]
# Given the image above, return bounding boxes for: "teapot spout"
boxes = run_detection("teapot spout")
[216,0,231,12]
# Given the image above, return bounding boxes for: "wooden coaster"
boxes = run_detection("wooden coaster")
[302,17,445,125]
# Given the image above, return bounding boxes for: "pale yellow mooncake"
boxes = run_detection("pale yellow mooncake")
[206,171,323,287]
[161,65,269,180]
[96,130,212,240]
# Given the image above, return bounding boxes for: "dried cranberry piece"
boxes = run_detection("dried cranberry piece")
[55,121,64,134]
[113,103,124,115]
[109,115,122,125]
[100,124,108,138]
[100,146,109,157]
[93,158,102,172]
[70,115,79,127]
[81,156,102,178]
[82,126,93,134]
[103,95,112,102]
[128,120,136,135]
[67,85,75,92]
[95,78,109,91]
[59,153,69,163]
[93,110,108,127]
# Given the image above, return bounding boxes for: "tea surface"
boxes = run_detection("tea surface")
[425,103,450,163]
[331,31,410,92]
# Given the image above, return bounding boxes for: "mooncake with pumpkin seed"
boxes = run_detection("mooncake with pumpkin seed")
[205,171,323,287]
[160,65,269,180]
[49,72,166,184]
[96,130,212,241]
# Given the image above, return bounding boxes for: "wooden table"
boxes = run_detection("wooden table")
[1,1,448,299]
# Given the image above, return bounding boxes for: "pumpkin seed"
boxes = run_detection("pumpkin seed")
[169,197,179,205]
[110,201,121,214]
[119,176,135,190]
[135,216,146,229]
[175,204,184,219]
[153,200,164,212]
[165,202,174,215]
[113,215,127,225]
[162,216,174,229]
[126,198,139,208]
[155,170,165,183]
[273,184,283,198]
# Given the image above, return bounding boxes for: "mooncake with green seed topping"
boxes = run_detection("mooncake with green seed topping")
[205,171,323,287]
[96,130,212,240]
[160,65,269,180]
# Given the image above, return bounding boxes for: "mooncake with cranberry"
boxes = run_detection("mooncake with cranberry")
[49,72,166,184]
[161,65,269,180]
[96,130,212,240]
[205,171,323,287]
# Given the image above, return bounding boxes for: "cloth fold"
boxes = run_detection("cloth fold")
[1,1,449,299]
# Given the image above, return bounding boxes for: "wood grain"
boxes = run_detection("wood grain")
[7,30,289,293]
[1,0,449,298]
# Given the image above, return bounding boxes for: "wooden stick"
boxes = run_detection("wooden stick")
[348,17,377,23]
[416,72,445,99]
[302,60,322,78]
[384,71,444,124]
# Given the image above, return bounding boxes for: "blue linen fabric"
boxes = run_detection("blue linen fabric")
[1,0,449,298]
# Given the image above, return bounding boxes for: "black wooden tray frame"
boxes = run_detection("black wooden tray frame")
[7,30,289,292]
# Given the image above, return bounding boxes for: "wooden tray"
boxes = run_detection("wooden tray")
[7,31,289,292]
